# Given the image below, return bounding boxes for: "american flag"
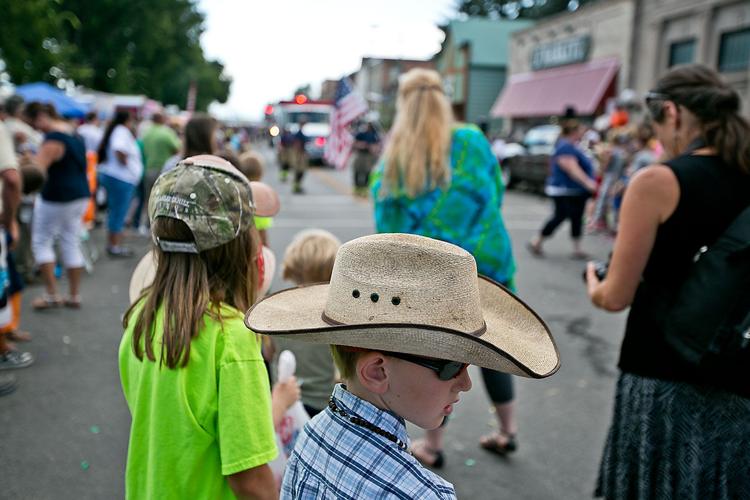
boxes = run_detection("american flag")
[324,78,368,170]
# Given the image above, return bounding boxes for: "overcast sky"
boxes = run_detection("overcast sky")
[199,0,458,121]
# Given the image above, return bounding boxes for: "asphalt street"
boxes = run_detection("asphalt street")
[0,145,627,499]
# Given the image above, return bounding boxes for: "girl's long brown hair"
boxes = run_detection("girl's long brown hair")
[123,217,259,369]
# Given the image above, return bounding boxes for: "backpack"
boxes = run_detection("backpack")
[663,204,750,397]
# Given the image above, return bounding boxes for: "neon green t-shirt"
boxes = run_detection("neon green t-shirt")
[119,302,277,500]
[254,215,273,231]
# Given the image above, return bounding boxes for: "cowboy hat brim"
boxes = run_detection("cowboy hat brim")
[244,276,560,378]
[128,246,277,304]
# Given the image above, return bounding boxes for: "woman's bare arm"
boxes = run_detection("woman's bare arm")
[33,140,65,171]
[557,155,597,193]
[587,165,680,311]
[115,150,128,166]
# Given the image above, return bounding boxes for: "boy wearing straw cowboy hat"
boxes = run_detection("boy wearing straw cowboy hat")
[245,233,560,499]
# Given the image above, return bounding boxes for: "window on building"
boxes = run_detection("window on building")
[668,39,695,67]
[719,28,750,72]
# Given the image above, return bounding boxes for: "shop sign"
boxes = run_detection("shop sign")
[531,35,591,70]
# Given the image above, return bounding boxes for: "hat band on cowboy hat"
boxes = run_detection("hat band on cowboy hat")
[245,233,560,378]
[319,311,488,337]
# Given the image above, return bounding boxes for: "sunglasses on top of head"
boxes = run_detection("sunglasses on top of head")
[383,351,468,381]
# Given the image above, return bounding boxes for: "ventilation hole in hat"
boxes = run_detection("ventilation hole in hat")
[225,178,231,183]
[391,297,400,306]
[190,193,196,199]
[370,293,379,303]
[352,290,360,298]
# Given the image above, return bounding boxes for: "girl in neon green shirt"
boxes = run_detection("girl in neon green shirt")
[119,155,281,499]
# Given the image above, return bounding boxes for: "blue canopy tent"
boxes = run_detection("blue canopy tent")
[14,82,89,119]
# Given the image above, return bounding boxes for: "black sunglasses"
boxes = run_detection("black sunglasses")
[384,351,468,381]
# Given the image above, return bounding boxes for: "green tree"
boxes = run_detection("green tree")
[0,0,230,111]
[58,0,230,110]
[0,0,89,85]
[457,0,598,19]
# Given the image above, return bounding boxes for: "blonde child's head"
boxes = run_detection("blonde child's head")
[281,229,340,285]
[330,345,366,381]
[238,151,265,182]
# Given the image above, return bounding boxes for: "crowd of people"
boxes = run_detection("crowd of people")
[1,62,748,499]
[525,114,661,259]
[0,97,257,381]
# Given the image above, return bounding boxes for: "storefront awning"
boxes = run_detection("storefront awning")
[490,58,619,118]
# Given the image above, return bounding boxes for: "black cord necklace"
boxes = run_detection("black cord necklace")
[328,397,410,453]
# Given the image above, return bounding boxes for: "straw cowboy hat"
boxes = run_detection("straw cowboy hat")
[245,233,560,378]
[128,245,277,304]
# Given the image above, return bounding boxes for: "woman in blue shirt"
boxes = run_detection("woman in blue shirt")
[528,120,597,259]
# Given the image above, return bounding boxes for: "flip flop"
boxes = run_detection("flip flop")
[32,295,63,310]
[64,297,81,309]
[479,432,518,456]
[526,241,544,258]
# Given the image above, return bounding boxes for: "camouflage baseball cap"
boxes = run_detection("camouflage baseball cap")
[148,155,256,253]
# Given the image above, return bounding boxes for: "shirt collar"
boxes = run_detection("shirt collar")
[332,384,410,447]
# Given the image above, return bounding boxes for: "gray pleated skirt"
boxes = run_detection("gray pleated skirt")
[595,372,750,500]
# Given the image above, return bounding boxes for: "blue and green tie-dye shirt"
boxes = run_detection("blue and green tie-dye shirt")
[371,124,516,287]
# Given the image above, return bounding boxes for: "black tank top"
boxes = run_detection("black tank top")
[618,153,750,383]
[41,131,90,203]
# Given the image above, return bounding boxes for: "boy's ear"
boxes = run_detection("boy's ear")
[357,352,389,394]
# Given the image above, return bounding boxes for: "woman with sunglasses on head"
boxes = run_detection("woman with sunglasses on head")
[371,68,521,467]
[586,64,750,499]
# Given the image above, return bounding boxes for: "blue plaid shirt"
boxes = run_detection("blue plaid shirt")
[281,384,457,499]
